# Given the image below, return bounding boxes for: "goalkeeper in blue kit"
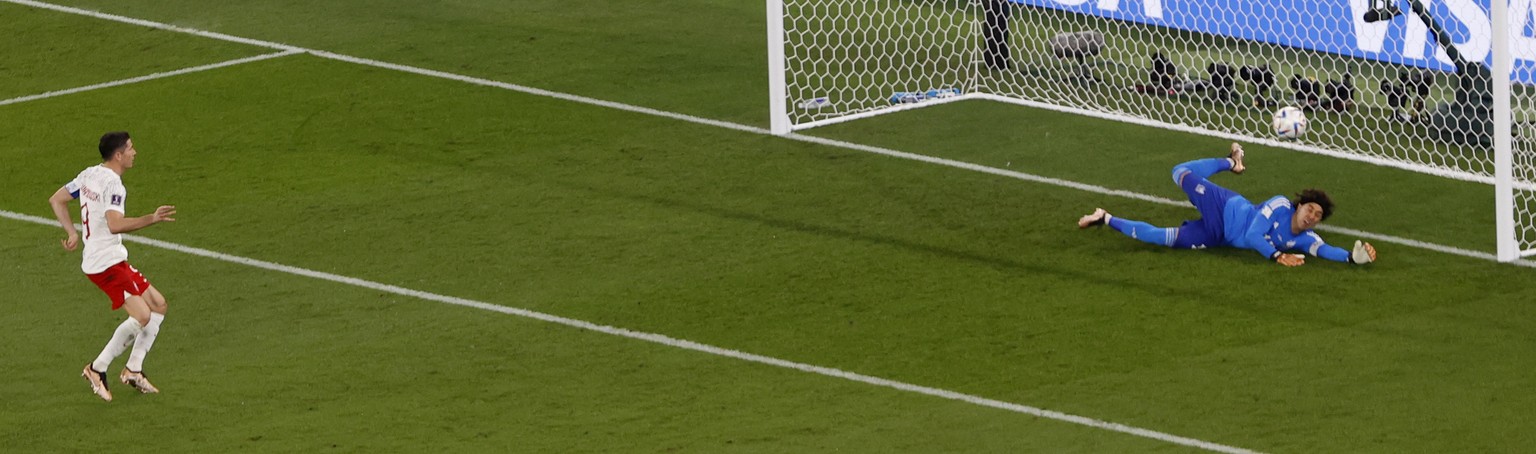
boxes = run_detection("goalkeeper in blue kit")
[1077,143,1377,267]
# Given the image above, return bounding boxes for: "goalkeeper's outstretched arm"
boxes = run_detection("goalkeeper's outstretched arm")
[1299,233,1376,264]
[1312,242,1351,263]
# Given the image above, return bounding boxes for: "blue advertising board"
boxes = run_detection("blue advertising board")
[1010,0,1536,83]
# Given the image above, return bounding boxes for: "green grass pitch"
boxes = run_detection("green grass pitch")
[2,1,1535,452]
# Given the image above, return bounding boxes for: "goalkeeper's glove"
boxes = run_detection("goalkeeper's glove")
[1350,240,1376,265]
[1270,251,1305,267]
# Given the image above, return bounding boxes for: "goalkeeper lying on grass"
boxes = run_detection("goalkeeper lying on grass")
[1077,143,1377,267]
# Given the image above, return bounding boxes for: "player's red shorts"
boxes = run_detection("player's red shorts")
[86,261,151,310]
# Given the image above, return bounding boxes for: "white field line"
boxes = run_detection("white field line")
[974,93,1536,190]
[0,50,301,107]
[305,51,766,135]
[0,210,1259,454]
[5,0,1528,269]
[2,0,762,134]
[2,0,304,52]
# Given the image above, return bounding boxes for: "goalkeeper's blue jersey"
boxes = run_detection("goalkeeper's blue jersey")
[1221,195,1351,262]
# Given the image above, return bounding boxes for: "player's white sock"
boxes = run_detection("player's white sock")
[92,318,142,372]
[125,313,164,372]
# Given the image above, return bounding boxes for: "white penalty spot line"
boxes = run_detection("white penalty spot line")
[0,210,1263,454]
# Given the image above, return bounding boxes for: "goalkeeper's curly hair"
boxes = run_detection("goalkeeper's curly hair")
[1294,189,1334,221]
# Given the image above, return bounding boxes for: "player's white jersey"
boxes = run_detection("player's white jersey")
[63,165,128,274]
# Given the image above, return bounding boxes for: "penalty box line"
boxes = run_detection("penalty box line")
[0,50,302,108]
[0,209,1263,454]
[3,0,1527,270]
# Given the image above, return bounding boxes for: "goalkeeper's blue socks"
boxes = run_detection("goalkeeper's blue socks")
[1107,215,1173,247]
[1172,157,1233,184]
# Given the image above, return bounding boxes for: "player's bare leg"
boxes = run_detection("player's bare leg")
[1228,142,1246,174]
[122,286,166,393]
[121,294,153,327]
[141,285,168,316]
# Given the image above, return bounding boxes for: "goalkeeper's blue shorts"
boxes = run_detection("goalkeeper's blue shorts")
[1172,166,1241,249]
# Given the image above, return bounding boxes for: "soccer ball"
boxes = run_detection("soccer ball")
[1272,106,1308,139]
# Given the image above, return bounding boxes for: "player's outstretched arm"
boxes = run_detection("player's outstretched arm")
[1301,235,1376,265]
[1307,237,1352,263]
[47,186,79,251]
[106,205,176,234]
[1293,234,1373,266]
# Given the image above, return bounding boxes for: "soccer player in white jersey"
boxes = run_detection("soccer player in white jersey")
[1076,143,1378,267]
[47,131,177,401]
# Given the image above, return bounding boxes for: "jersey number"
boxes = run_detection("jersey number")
[82,205,92,240]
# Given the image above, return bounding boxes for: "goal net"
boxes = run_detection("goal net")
[769,0,1536,261]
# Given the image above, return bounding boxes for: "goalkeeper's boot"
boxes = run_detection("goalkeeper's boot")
[120,369,160,394]
[82,364,113,402]
[1077,208,1108,229]
[1228,142,1246,174]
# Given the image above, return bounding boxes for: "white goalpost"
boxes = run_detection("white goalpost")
[767,0,1536,262]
